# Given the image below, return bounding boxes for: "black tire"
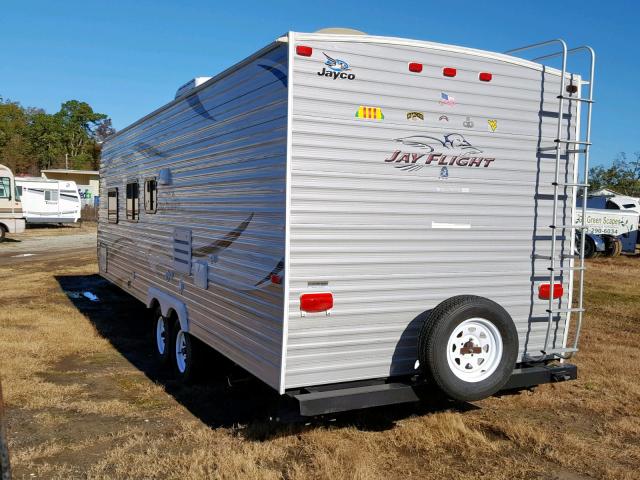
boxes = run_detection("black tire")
[582,236,597,259]
[171,319,200,383]
[152,307,172,367]
[0,226,6,243]
[417,295,519,402]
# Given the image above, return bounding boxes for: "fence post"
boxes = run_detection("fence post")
[0,378,10,480]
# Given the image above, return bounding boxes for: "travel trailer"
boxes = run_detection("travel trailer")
[15,178,81,225]
[99,31,595,415]
[0,164,25,242]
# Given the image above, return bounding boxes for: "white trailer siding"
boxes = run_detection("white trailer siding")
[284,34,578,388]
[99,43,289,390]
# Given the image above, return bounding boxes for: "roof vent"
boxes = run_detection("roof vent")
[314,27,367,35]
[174,77,212,99]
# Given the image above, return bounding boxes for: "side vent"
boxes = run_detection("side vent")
[173,228,192,274]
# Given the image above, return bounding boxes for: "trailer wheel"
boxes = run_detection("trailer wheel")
[152,308,171,366]
[0,226,6,243]
[417,295,518,402]
[172,321,200,383]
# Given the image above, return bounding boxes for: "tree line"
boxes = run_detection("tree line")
[589,152,640,197]
[0,96,114,175]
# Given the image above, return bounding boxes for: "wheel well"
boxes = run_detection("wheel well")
[148,298,160,314]
[0,223,7,233]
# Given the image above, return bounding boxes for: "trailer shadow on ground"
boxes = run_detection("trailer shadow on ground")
[55,274,477,440]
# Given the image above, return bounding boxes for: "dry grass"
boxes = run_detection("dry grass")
[0,240,639,479]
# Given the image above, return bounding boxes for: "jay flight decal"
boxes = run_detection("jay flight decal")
[385,133,495,172]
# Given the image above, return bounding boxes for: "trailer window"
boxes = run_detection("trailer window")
[126,182,139,221]
[45,190,59,203]
[108,188,118,223]
[0,178,10,199]
[15,185,22,200]
[144,178,157,213]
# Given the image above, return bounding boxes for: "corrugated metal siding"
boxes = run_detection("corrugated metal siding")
[286,36,578,389]
[98,44,288,390]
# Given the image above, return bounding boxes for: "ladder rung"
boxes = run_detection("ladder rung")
[549,224,587,230]
[542,347,579,355]
[548,266,586,272]
[555,139,592,145]
[557,95,594,103]
[533,254,581,260]
[567,149,588,154]
[546,308,585,314]
[552,182,589,187]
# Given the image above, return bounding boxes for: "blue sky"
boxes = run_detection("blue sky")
[1,0,637,167]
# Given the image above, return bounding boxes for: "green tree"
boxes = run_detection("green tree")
[589,152,640,197]
[0,98,32,173]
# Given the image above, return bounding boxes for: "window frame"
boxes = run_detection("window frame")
[0,177,11,200]
[44,189,59,203]
[144,177,158,214]
[107,188,119,224]
[126,181,140,222]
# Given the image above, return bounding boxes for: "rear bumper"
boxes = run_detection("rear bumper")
[291,363,577,417]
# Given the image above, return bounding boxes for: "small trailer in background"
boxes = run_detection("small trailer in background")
[15,178,81,225]
[0,164,25,242]
[98,31,595,415]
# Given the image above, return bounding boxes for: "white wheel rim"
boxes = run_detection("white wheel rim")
[175,330,187,373]
[446,318,503,383]
[156,317,166,355]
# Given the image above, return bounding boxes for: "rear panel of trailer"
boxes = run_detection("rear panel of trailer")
[284,33,579,389]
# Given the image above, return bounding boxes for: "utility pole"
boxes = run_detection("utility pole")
[65,153,69,170]
[0,378,11,480]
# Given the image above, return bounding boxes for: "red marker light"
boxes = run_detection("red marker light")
[300,293,334,313]
[479,72,493,82]
[443,67,457,77]
[538,283,564,300]
[270,274,282,285]
[408,62,423,73]
[296,45,313,57]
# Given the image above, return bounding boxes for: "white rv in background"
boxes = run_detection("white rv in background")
[0,164,26,241]
[99,31,595,416]
[16,178,81,224]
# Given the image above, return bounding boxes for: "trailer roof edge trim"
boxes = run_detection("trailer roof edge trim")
[290,31,569,77]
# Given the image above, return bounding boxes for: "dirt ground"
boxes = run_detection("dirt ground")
[0,226,639,480]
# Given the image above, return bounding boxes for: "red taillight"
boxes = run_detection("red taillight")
[270,274,282,285]
[539,283,564,300]
[300,293,333,313]
[479,72,492,82]
[408,62,423,73]
[443,67,457,77]
[296,45,313,57]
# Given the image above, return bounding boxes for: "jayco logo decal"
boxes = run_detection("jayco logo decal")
[384,133,495,173]
[317,52,356,80]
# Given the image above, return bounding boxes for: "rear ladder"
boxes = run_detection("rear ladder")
[505,40,596,360]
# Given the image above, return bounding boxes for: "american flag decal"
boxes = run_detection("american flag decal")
[355,106,384,120]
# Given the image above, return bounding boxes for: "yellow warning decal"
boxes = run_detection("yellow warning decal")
[355,106,384,120]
